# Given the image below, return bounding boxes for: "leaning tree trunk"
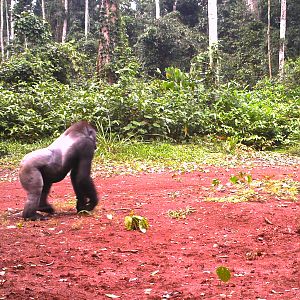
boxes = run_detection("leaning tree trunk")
[96,0,119,83]
[279,0,286,80]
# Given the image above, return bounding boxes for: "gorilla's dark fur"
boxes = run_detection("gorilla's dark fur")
[19,121,98,220]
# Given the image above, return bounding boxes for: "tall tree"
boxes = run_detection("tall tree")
[5,0,9,58]
[208,0,218,82]
[10,0,15,41]
[267,0,272,78]
[96,0,119,82]
[62,0,68,42]
[155,0,160,19]
[173,0,177,11]
[41,0,45,21]
[279,0,286,80]
[85,0,89,40]
[0,0,4,60]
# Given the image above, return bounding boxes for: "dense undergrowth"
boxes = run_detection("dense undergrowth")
[0,70,299,150]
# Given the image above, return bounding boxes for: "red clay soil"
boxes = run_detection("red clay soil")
[0,163,300,299]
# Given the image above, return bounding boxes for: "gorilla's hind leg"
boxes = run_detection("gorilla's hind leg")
[20,167,46,220]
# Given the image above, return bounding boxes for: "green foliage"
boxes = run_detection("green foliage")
[218,0,267,86]
[136,12,205,75]
[14,11,51,47]
[0,72,299,150]
[284,57,300,87]
[0,42,87,84]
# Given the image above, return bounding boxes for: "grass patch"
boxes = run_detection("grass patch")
[206,178,300,203]
[0,138,299,179]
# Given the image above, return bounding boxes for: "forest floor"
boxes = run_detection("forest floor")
[0,154,300,299]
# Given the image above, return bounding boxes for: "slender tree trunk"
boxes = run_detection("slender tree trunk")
[279,0,286,80]
[267,0,272,78]
[155,0,160,19]
[62,0,68,43]
[41,0,46,22]
[96,0,118,83]
[208,0,219,83]
[5,0,9,58]
[173,0,177,11]
[10,0,15,41]
[85,0,89,40]
[0,0,4,60]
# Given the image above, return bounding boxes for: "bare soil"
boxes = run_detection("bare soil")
[0,162,300,299]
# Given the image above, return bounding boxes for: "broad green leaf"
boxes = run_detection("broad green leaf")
[230,175,239,184]
[124,215,149,233]
[216,266,231,283]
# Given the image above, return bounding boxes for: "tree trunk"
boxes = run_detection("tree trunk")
[173,1,177,11]
[96,0,118,83]
[41,0,46,22]
[267,0,272,78]
[155,0,160,19]
[0,0,4,60]
[10,0,15,41]
[279,0,286,80]
[5,0,9,58]
[244,0,259,18]
[208,0,219,83]
[62,0,68,43]
[85,0,89,40]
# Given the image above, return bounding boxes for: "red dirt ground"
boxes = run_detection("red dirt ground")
[0,162,300,299]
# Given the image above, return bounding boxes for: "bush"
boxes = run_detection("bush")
[0,42,86,84]
[0,72,299,149]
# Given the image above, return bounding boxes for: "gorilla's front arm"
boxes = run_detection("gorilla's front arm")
[19,121,98,220]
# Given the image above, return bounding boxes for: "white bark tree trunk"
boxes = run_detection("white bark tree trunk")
[5,0,9,58]
[41,0,46,22]
[173,0,177,11]
[62,0,68,43]
[10,0,15,41]
[155,0,160,19]
[208,0,218,64]
[279,0,286,80]
[267,0,272,78]
[85,0,89,40]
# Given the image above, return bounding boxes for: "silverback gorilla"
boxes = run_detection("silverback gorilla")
[19,121,98,220]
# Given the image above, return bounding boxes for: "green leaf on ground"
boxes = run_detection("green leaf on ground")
[216,266,231,283]
[124,215,149,233]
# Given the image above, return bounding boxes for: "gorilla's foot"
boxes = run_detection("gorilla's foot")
[38,205,55,214]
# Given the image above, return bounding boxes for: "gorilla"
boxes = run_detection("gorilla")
[19,121,98,220]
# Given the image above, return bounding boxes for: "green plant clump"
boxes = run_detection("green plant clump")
[0,61,299,150]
